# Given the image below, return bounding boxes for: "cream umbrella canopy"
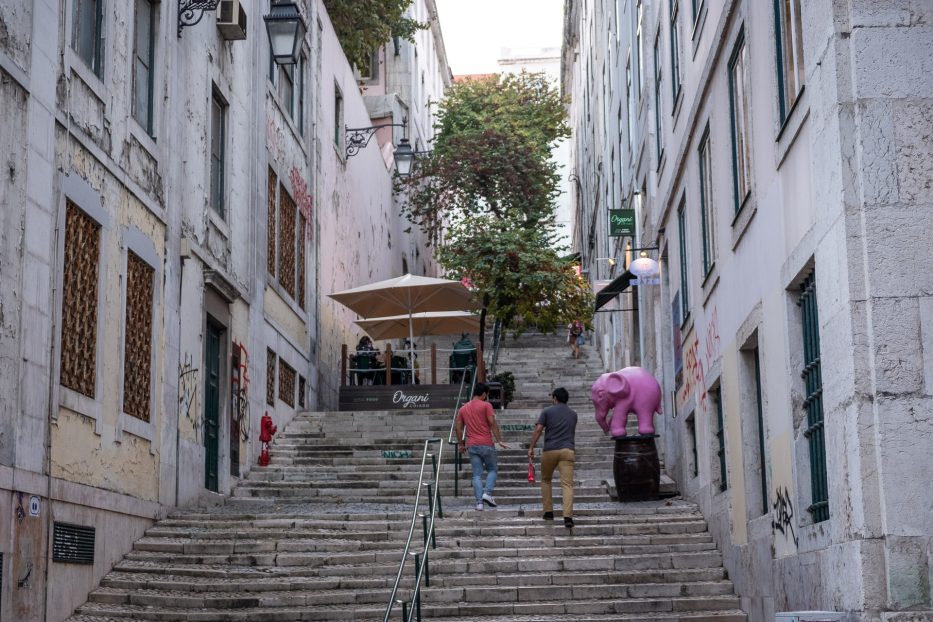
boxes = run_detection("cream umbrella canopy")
[328,274,481,382]
[355,311,480,341]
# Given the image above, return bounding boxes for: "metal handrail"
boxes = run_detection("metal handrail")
[382,373,474,622]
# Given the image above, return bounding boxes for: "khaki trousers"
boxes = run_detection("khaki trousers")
[540,448,575,517]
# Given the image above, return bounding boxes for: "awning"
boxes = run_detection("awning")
[594,270,634,311]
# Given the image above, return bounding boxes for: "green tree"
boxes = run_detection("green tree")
[397,74,592,345]
[323,0,426,71]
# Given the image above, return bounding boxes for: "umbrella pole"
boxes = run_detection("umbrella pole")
[408,313,416,384]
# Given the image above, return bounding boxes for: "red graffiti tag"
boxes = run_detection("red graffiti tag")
[289,166,313,240]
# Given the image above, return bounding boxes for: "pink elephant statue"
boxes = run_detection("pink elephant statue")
[591,367,663,437]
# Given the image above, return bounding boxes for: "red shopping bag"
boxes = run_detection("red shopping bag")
[527,460,536,483]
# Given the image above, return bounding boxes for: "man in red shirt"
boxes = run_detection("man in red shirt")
[455,382,510,511]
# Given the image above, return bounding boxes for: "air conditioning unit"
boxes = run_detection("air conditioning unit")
[776,612,843,622]
[217,0,247,40]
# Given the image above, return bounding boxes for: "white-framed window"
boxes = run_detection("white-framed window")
[774,0,805,123]
[210,87,227,218]
[698,125,716,275]
[670,0,682,104]
[728,30,752,212]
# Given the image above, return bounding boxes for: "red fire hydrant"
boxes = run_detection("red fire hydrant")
[258,411,277,466]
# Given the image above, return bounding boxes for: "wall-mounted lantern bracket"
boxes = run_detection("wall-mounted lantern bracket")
[178,0,221,37]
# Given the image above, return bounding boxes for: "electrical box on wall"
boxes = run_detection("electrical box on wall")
[217,0,247,40]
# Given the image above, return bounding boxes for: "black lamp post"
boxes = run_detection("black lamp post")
[264,1,307,66]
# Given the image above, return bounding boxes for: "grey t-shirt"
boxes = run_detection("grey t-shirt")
[536,403,578,451]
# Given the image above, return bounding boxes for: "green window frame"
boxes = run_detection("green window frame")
[799,271,829,522]
[728,30,752,213]
[132,0,156,136]
[653,28,665,167]
[669,0,682,104]
[698,125,715,275]
[209,89,227,218]
[773,0,805,124]
[72,0,105,79]
[677,200,689,319]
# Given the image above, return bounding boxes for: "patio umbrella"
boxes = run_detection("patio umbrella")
[328,274,480,382]
[355,311,480,341]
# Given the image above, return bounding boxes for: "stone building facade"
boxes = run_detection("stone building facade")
[563,0,933,620]
[0,0,447,619]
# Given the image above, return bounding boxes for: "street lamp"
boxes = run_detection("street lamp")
[264,1,307,66]
[394,138,416,176]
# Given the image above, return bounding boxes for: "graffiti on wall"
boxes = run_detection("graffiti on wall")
[771,486,799,547]
[289,166,314,240]
[178,353,200,441]
[676,307,720,412]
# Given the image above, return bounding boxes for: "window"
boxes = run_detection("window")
[698,126,715,275]
[677,200,689,319]
[635,1,644,98]
[752,346,767,515]
[669,0,682,104]
[267,168,277,275]
[209,90,227,218]
[72,0,104,78]
[122,251,154,421]
[711,387,727,491]
[691,0,704,23]
[60,201,101,398]
[653,29,664,167]
[132,0,156,135]
[334,84,344,149]
[799,272,828,522]
[298,375,306,408]
[686,413,698,478]
[774,0,805,123]
[625,54,635,152]
[280,65,294,118]
[267,178,306,308]
[278,184,297,299]
[266,349,276,406]
[278,359,296,407]
[297,54,306,135]
[728,32,752,212]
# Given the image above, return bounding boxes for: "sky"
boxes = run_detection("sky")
[434,0,564,76]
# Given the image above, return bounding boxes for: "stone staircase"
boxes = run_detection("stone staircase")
[66,330,746,622]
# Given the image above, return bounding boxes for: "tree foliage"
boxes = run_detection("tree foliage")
[397,73,592,342]
[323,0,426,71]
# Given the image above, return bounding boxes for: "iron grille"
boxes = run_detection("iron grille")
[279,360,296,407]
[298,375,306,408]
[267,168,277,275]
[266,349,276,406]
[799,272,829,522]
[278,184,296,299]
[61,201,101,398]
[123,252,154,421]
[53,522,95,564]
[297,210,306,309]
[713,388,728,491]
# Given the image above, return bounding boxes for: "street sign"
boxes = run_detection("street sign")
[29,495,40,517]
[609,209,636,237]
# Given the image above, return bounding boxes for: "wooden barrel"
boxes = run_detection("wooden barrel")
[612,435,660,501]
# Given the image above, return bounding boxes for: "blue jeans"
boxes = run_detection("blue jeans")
[468,445,498,502]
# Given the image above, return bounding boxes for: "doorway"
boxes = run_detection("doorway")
[204,318,224,492]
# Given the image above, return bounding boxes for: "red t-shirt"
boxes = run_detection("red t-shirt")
[457,399,495,447]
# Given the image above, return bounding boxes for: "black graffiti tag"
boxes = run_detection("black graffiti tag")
[771,486,799,547]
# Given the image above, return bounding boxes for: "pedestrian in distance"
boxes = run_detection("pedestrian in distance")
[567,320,585,359]
[455,382,510,511]
[527,387,578,528]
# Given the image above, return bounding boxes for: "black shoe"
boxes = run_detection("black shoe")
[542,511,554,520]
[563,517,574,528]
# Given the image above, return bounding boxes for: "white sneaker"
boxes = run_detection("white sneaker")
[482,493,497,507]
[475,502,484,511]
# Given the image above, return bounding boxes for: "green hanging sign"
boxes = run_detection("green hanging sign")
[609,209,636,237]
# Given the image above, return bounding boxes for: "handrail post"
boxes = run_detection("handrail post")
[431,343,437,384]
[341,344,348,387]
[385,344,392,385]
[477,342,486,381]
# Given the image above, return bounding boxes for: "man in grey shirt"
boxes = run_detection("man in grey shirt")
[527,387,578,528]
